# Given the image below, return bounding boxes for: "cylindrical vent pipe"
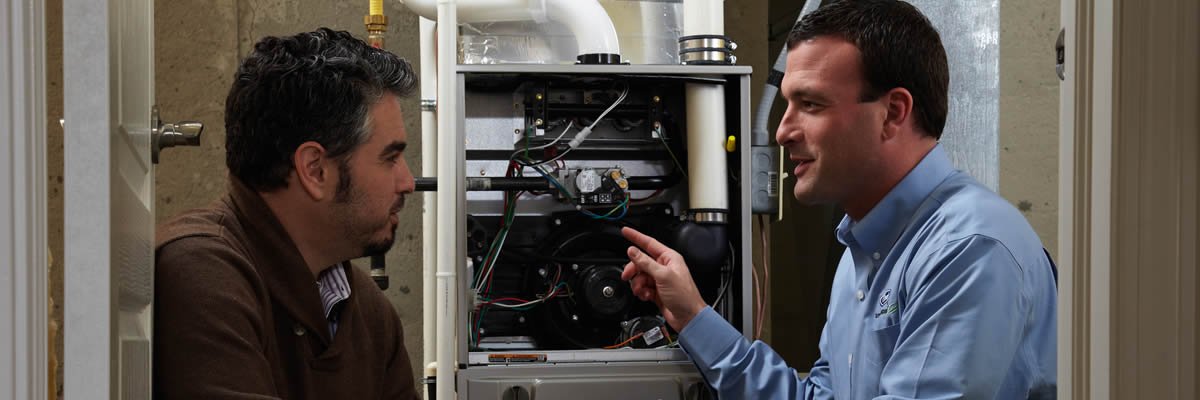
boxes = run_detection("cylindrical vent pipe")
[434,0,459,399]
[683,0,723,36]
[685,83,729,213]
[681,0,729,219]
[417,15,438,400]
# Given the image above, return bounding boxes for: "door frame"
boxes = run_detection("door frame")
[1059,0,1114,397]
[1060,0,1200,398]
[0,0,50,398]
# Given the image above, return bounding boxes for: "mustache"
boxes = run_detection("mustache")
[390,196,406,214]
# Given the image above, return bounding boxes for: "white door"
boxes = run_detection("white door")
[63,0,201,398]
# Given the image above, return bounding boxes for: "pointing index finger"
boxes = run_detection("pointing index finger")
[621,227,672,260]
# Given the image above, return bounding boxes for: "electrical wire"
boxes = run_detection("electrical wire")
[586,84,629,131]
[517,83,630,167]
[755,215,770,340]
[655,126,688,179]
[513,120,575,161]
[713,242,735,312]
[578,194,629,221]
[603,332,645,349]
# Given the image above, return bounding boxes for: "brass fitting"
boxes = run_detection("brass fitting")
[365,14,387,48]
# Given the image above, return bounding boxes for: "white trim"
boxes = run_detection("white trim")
[1,0,51,398]
[1087,0,1113,398]
[63,0,117,396]
[1056,0,1075,396]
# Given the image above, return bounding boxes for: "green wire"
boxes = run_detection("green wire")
[596,195,629,218]
[656,127,688,179]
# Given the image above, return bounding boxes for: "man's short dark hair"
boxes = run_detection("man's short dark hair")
[788,0,949,139]
[225,27,417,191]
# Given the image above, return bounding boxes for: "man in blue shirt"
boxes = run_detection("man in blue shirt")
[620,1,1057,398]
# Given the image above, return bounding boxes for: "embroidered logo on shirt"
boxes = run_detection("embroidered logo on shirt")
[875,289,898,318]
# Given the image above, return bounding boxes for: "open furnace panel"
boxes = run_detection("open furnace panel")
[453,64,751,399]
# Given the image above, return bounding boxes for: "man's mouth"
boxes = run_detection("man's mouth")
[793,158,814,177]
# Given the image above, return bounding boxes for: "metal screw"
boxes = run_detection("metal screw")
[538,268,547,277]
[602,286,615,298]
[653,121,662,129]
[480,169,487,176]
[479,328,486,335]
[652,96,661,103]
[514,128,521,135]
[571,314,579,321]
[554,218,562,226]
[535,93,544,101]
[518,316,526,324]
[535,118,544,126]
[571,264,579,271]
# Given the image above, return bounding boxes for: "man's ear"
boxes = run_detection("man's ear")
[881,87,915,141]
[292,141,333,201]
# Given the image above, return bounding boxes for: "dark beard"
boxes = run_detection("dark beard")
[360,218,399,257]
[362,234,395,257]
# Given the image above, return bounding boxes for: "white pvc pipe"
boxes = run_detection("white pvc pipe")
[400,0,620,56]
[683,0,724,36]
[435,0,458,398]
[682,0,728,212]
[685,83,729,211]
[543,0,620,56]
[418,15,438,400]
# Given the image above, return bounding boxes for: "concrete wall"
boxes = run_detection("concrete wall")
[998,0,1060,256]
[42,0,1058,396]
[46,0,63,396]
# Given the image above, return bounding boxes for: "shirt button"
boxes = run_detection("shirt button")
[872,252,881,260]
[293,325,306,336]
[856,290,865,301]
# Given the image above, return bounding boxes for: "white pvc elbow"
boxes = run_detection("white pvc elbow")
[399,0,621,57]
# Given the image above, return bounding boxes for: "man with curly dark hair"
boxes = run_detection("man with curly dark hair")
[153,28,420,399]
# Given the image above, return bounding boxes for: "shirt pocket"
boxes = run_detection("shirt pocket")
[858,314,901,397]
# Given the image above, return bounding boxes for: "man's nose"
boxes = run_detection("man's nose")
[776,108,797,145]
[397,159,415,194]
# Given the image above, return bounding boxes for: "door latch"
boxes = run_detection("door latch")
[151,106,204,164]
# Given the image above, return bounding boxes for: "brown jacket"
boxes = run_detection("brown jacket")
[153,179,419,399]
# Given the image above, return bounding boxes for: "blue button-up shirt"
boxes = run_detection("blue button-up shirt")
[679,145,1057,399]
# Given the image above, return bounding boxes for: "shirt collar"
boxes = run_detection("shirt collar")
[836,144,956,256]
